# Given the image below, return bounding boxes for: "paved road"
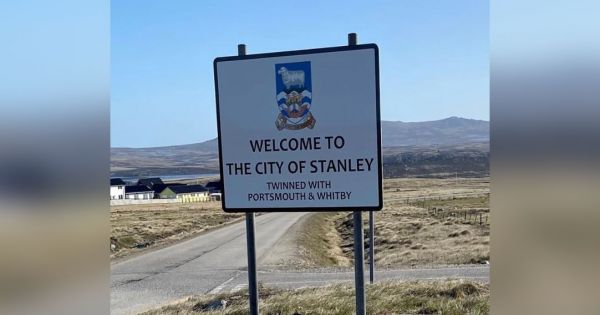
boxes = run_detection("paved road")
[111,212,489,315]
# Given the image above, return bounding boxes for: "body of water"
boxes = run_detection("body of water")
[113,173,220,184]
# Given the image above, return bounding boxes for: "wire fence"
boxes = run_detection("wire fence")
[427,207,490,226]
[385,191,490,204]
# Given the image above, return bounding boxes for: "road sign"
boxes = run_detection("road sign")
[214,44,382,212]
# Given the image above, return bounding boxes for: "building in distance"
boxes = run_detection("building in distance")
[125,185,154,200]
[160,184,209,202]
[205,180,222,193]
[151,183,186,199]
[110,178,126,200]
[137,177,164,188]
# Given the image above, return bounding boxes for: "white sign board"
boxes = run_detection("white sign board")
[214,44,381,212]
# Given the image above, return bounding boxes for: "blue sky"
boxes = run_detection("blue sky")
[111,0,488,148]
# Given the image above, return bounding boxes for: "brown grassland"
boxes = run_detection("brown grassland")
[142,280,489,315]
[293,177,490,268]
[110,201,244,260]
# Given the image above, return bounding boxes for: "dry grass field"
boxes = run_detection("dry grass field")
[294,178,490,268]
[142,280,489,315]
[110,201,243,260]
[111,177,489,265]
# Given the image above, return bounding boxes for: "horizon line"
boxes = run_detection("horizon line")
[112,116,489,149]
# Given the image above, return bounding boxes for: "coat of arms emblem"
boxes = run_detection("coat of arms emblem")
[275,61,316,130]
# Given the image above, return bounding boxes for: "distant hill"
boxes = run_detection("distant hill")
[110,138,220,177]
[111,117,489,178]
[381,117,488,147]
[382,142,489,178]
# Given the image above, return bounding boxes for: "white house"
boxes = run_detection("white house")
[125,185,154,200]
[110,178,126,200]
[210,192,222,201]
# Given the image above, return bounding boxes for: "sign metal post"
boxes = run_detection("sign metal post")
[353,211,366,315]
[348,32,366,315]
[369,210,375,284]
[238,43,260,315]
[245,211,258,315]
